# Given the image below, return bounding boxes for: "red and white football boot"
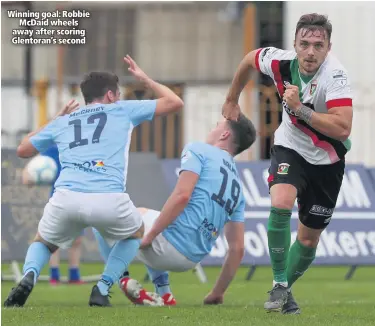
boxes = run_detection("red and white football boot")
[162,293,177,306]
[119,277,164,306]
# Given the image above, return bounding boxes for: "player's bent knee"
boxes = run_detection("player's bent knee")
[270,184,297,210]
[33,233,59,253]
[297,220,324,248]
[299,238,319,248]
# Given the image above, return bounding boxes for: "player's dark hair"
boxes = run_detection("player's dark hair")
[295,13,332,42]
[80,72,119,104]
[227,113,256,156]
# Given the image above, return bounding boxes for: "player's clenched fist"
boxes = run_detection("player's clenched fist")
[222,100,241,121]
[283,84,302,112]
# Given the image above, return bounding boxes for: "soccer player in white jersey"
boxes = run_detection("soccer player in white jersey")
[222,14,353,314]
[92,113,256,306]
[4,56,184,308]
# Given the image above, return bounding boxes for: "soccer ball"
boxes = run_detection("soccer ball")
[26,155,58,185]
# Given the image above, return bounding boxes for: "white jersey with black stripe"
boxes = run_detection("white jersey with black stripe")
[255,47,353,165]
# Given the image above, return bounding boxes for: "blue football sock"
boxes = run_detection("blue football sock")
[69,267,81,282]
[146,265,171,296]
[92,228,131,284]
[97,275,113,296]
[97,238,140,296]
[92,228,112,262]
[23,242,52,285]
[50,267,60,281]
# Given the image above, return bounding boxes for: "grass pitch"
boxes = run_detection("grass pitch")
[2,264,375,326]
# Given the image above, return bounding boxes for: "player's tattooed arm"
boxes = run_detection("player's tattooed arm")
[296,105,313,124]
[296,104,352,141]
[283,84,352,141]
[140,171,200,249]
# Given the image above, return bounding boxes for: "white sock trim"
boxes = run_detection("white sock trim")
[273,280,288,288]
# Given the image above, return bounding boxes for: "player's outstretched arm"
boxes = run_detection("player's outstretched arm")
[17,100,79,158]
[222,49,259,120]
[124,55,183,116]
[204,221,244,305]
[140,171,199,249]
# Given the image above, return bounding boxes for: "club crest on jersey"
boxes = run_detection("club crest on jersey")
[310,81,317,95]
[277,163,290,175]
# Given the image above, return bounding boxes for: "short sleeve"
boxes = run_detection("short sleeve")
[179,143,204,176]
[325,69,353,109]
[29,120,59,153]
[229,197,245,222]
[118,100,157,127]
[255,47,295,77]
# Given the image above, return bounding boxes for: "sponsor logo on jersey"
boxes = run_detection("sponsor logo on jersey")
[282,100,298,117]
[92,160,105,167]
[198,218,219,241]
[277,163,290,175]
[282,82,299,116]
[73,160,107,173]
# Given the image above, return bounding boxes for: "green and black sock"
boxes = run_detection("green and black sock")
[287,238,316,288]
[267,207,292,285]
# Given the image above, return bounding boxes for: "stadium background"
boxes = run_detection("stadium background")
[1,1,375,324]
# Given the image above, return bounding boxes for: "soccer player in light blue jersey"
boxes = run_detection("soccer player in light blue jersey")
[93,113,256,306]
[4,55,184,308]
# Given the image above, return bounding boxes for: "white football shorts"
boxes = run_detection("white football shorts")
[135,209,197,272]
[38,188,143,249]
